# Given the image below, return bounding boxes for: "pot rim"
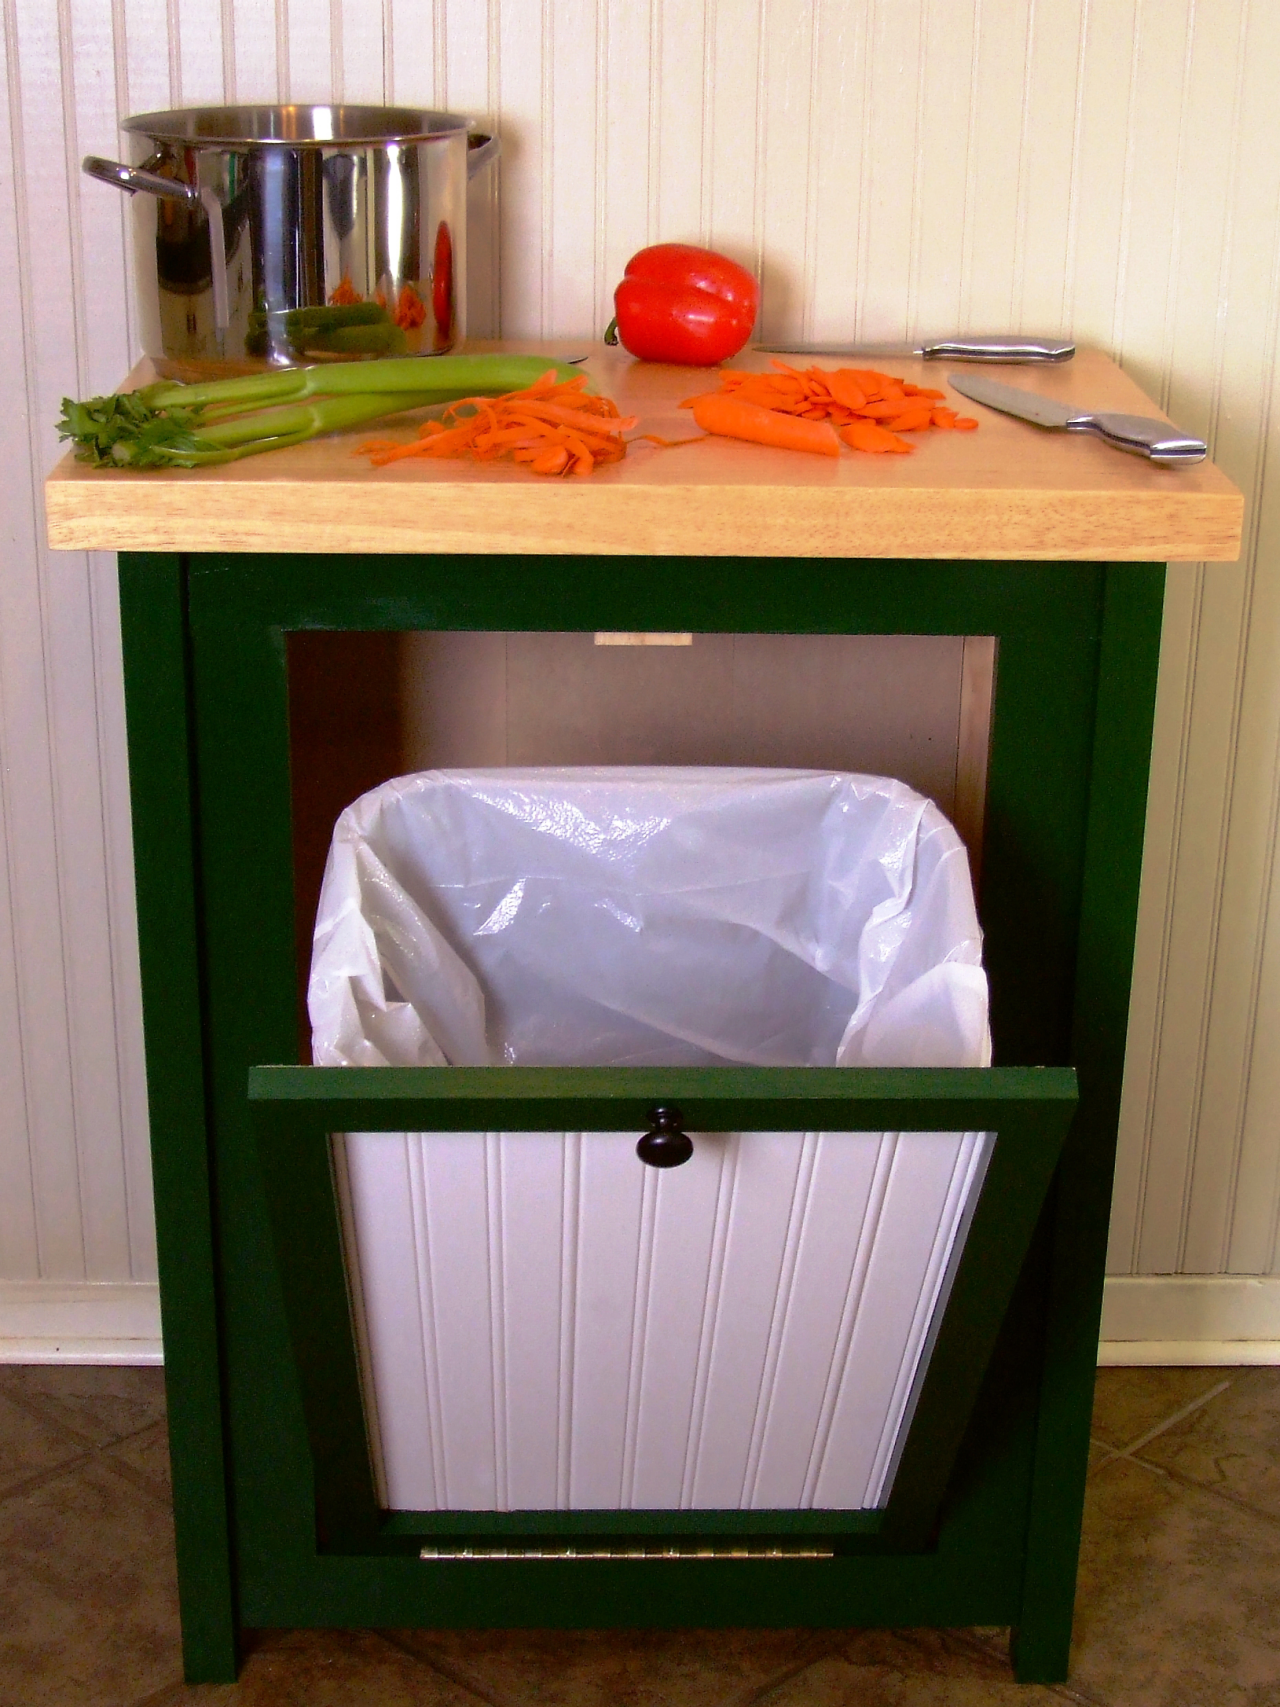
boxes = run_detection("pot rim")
[122,103,476,147]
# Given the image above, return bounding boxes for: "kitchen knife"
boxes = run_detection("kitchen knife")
[947,371,1207,465]
[753,334,1075,363]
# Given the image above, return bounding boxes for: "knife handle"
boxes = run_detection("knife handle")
[1069,412,1207,465]
[920,336,1075,363]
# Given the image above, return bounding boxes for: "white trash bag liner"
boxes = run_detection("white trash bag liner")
[310,768,992,1513]
[309,767,990,1071]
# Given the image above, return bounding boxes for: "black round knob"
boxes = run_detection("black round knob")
[636,1106,694,1168]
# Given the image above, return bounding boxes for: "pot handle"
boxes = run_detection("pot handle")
[84,156,228,355]
[82,155,199,204]
[466,133,501,180]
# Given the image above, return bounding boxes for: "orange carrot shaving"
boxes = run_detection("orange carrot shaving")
[355,370,640,477]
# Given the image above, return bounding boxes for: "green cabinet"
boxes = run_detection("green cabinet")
[117,548,1163,1685]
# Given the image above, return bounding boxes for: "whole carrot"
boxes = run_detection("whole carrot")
[689,392,840,456]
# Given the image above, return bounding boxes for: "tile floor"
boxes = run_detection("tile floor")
[2,1362,1279,1705]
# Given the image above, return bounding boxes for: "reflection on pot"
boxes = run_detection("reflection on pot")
[431,220,454,351]
[84,106,499,367]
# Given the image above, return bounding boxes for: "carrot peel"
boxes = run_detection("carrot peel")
[355,370,638,475]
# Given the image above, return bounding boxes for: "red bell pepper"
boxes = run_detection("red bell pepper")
[607,244,759,365]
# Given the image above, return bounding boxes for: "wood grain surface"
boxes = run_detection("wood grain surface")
[44,345,1242,561]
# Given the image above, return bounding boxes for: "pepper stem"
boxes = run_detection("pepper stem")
[603,317,619,346]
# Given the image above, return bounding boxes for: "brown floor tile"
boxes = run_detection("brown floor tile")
[1138,1366,1280,1520]
[0,1363,167,1447]
[390,1626,842,1707]
[234,1628,490,1705]
[8,1362,1280,1705]
[127,1683,237,1707]
[1071,1454,1280,1705]
[107,1417,174,1504]
[0,1388,90,1496]
[743,1628,1070,1704]
[1089,1366,1234,1452]
[0,1453,183,1706]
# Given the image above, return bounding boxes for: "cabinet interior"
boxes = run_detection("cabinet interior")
[287,630,995,1057]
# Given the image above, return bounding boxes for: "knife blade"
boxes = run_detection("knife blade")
[753,335,1075,363]
[947,372,1207,466]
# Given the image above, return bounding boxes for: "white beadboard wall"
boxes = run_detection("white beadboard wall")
[3,0,1280,1360]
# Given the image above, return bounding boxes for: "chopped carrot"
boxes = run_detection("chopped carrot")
[953,416,979,430]
[853,398,914,419]
[828,372,869,411]
[689,393,840,456]
[842,369,891,394]
[840,420,914,455]
[885,407,935,432]
[355,370,640,476]
[680,360,978,456]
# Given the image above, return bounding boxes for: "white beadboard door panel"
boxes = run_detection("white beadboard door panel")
[339,1127,990,1512]
[6,0,1280,1326]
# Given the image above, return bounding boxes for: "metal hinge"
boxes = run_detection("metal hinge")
[419,1542,834,1561]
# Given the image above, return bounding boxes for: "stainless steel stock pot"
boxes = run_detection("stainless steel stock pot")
[84,105,499,366]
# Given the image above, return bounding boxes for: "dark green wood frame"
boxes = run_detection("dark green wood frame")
[249,1065,1076,1556]
[117,550,1165,1688]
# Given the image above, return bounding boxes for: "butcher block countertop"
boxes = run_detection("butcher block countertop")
[45,343,1242,561]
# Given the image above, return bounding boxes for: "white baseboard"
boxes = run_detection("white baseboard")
[1100,1275,1280,1365]
[0,1281,162,1365]
[2,1274,1277,1369]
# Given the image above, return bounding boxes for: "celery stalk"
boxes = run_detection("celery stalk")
[59,354,584,470]
[139,355,580,411]
[143,393,434,464]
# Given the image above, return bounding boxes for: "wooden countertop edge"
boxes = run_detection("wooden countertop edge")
[45,479,1244,562]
